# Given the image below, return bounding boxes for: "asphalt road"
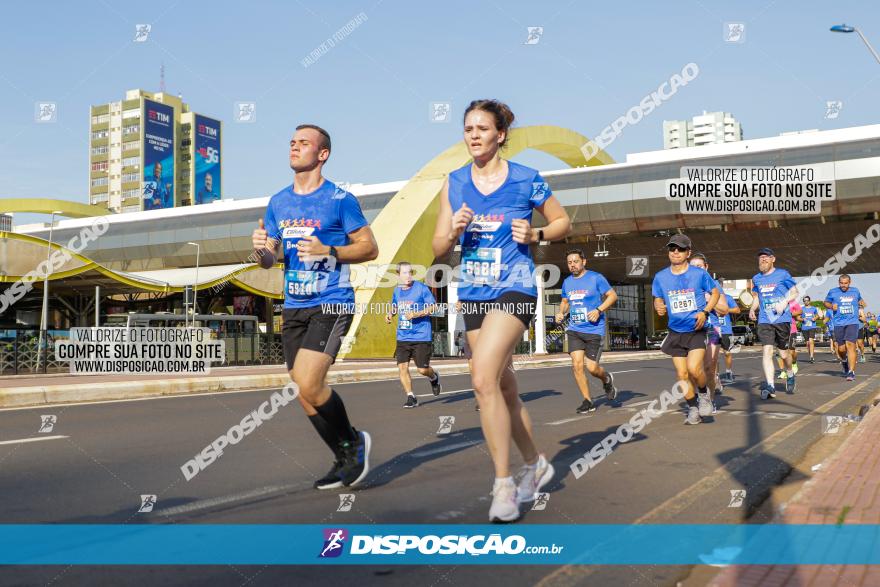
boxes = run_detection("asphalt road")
[2,348,879,587]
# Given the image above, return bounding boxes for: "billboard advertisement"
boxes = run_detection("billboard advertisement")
[194,114,221,205]
[142,99,174,210]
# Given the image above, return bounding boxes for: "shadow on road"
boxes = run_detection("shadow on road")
[547,425,651,494]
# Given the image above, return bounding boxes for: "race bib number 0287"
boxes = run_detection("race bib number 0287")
[669,291,697,314]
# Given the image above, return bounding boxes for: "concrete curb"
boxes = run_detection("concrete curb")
[0,347,764,408]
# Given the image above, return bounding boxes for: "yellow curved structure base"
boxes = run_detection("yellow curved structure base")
[343,125,613,359]
[0,198,112,218]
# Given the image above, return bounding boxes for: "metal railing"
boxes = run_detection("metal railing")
[0,329,287,375]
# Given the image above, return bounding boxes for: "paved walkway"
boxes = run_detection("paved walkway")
[710,386,880,587]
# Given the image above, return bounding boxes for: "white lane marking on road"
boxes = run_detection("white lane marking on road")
[415,388,474,398]
[611,369,640,374]
[0,435,68,445]
[157,485,296,517]
[410,440,482,458]
[546,416,589,426]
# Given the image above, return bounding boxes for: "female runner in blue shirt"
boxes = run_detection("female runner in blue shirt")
[432,99,571,522]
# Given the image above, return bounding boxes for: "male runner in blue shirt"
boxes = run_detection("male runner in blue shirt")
[253,124,378,490]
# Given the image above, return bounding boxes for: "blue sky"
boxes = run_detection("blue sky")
[1,0,878,202]
[2,1,880,302]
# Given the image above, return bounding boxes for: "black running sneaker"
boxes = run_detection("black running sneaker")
[603,372,618,401]
[314,460,343,490]
[576,399,596,414]
[338,430,371,487]
[403,394,418,408]
[430,373,442,396]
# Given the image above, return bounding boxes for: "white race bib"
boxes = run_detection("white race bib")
[286,270,318,298]
[462,247,502,285]
[669,291,697,314]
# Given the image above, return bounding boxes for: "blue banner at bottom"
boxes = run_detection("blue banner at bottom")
[2,525,880,565]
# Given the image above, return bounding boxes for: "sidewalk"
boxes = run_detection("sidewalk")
[709,388,880,587]
[0,348,696,408]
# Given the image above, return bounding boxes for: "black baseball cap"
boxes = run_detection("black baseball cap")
[666,234,692,249]
[756,247,775,257]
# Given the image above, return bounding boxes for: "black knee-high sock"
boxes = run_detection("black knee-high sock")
[315,390,357,443]
[308,413,342,459]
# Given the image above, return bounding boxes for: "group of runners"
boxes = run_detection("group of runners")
[251,99,871,524]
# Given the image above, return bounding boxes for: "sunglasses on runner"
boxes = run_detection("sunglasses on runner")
[667,246,689,253]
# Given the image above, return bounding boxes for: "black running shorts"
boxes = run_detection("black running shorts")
[281,307,353,370]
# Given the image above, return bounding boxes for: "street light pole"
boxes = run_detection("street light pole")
[187,242,200,328]
[830,24,880,65]
[37,210,62,372]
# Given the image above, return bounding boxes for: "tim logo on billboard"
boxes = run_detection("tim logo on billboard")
[319,528,348,558]
[147,109,170,125]
[143,99,174,210]
[194,114,221,205]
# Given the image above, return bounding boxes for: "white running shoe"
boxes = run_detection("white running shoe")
[489,478,520,523]
[516,454,555,503]
[697,392,713,417]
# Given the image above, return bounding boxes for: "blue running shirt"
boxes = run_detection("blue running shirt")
[392,281,436,342]
[825,287,863,327]
[264,180,368,309]
[652,264,717,333]
[448,161,551,301]
[751,268,796,325]
[709,293,736,335]
[562,271,612,335]
[801,306,819,331]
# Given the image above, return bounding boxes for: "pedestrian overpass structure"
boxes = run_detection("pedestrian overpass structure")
[3,124,880,358]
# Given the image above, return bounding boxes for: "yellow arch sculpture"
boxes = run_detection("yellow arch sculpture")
[0,198,112,218]
[343,125,614,359]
